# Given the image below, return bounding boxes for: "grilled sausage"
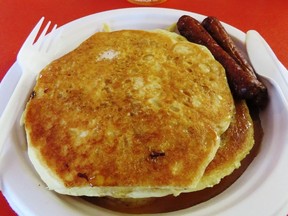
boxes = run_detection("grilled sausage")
[202,17,256,80]
[177,15,268,107]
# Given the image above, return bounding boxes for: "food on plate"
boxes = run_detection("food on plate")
[22,29,235,198]
[177,15,268,107]
[86,98,258,214]
[201,16,268,108]
[194,99,254,191]
[202,17,255,74]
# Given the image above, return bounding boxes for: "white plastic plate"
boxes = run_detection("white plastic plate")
[1,8,288,216]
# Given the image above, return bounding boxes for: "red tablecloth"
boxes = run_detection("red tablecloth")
[0,0,287,215]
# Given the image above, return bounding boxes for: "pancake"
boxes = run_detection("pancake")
[22,29,234,198]
[82,99,256,214]
[191,99,254,191]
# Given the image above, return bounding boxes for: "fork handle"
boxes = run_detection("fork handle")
[0,72,35,157]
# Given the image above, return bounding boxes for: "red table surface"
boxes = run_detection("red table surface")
[0,0,287,215]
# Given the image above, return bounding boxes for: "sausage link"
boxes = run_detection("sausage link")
[177,15,268,107]
[202,16,255,79]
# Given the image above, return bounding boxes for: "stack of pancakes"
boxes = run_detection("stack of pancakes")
[22,29,254,199]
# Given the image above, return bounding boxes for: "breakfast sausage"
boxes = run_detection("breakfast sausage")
[202,16,256,80]
[177,15,268,107]
[201,16,268,107]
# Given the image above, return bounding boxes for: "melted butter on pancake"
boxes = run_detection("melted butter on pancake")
[23,29,234,198]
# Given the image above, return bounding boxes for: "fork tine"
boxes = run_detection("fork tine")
[50,24,58,34]
[21,17,45,48]
[34,20,51,47]
[41,24,58,52]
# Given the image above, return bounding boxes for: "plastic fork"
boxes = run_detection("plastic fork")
[0,17,58,158]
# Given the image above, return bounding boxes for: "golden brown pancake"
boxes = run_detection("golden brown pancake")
[82,99,256,214]
[22,29,234,198]
[192,99,254,191]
